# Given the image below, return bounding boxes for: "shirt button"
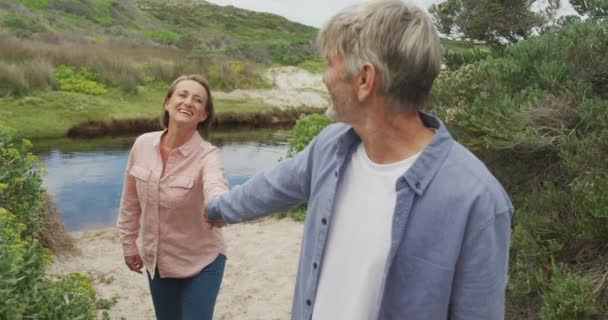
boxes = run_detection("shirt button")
[334,170,338,177]
[306,299,312,306]
[313,262,318,269]
[415,181,421,188]
[321,218,327,225]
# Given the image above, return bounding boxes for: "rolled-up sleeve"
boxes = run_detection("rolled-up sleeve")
[116,141,142,257]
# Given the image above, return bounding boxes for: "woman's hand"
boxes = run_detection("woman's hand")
[124,255,143,274]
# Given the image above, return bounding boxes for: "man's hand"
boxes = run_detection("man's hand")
[124,255,143,274]
[205,212,226,229]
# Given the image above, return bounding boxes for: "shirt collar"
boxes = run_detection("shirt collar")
[152,129,203,157]
[336,112,454,195]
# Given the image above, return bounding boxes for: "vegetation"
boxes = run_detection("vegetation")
[429,0,548,46]
[569,0,608,19]
[434,19,608,318]
[0,0,317,97]
[0,127,101,318]
[279,114,334,221]
[287,113,334,157]
[0,83,302,138]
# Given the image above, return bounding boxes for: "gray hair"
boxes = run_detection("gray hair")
[318,0,441,112]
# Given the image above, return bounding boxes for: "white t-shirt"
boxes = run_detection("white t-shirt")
[312,143,420,320]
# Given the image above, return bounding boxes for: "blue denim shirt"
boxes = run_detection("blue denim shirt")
[207,113,513,320]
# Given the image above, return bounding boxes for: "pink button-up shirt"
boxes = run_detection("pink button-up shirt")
[117,130,228,279]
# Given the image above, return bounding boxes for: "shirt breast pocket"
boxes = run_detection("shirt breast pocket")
[129,165,151,206]
[163,175,195,208]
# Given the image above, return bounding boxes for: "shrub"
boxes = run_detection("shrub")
[0,127,98,318]
[442,47,490,70]
[144,30,181,46]
[0,62,29,96]
[287,113,334,157]
[1,13,46,37]
[539,264,598,320]
[54,65,108,95]
[430,20,608,317]
[18,0,49,10]
[203,59,270,91]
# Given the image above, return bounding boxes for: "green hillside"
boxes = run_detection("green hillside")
[0,0,318,64]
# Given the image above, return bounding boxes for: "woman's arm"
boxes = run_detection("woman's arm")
[116,142,142,257]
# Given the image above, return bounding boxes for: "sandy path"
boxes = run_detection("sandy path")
[47,218,303,320]
[215,66,329,109]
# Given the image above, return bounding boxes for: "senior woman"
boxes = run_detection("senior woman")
[117,74,228,320]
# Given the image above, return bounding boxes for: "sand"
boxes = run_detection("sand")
[214,66,329,109]
[47,218,304,320]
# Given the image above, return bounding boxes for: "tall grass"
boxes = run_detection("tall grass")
[0,35,271,96]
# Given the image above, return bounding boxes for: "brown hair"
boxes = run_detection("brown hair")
[161,74,215,139]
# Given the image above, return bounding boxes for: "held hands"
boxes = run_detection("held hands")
[204,212,226,229]
[124,254,143,274]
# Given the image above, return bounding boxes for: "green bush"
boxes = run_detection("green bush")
[203,59,270,91]
[442,47,490,70]
[17,0,49,10]
[144,30,182,46]
[0,127,98,318]
[539,264,598,320]
[54,65,108,95]
[1,13,46,37]
[287,113,334,157]
[430,20,608,317]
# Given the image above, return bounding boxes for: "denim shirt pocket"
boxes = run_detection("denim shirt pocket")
[129,165,151,208]
[163,175,195,208]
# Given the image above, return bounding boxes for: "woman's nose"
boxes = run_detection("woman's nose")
[184,96,193,106]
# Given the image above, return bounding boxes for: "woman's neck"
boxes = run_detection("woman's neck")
[162,124,196,150]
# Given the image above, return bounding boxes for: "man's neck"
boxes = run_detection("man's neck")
[351,104,434,164]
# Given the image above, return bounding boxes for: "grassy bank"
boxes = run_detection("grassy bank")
[0,84,321,139]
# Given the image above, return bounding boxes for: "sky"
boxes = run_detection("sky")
[205,0,577,28]
[205,0,436,27]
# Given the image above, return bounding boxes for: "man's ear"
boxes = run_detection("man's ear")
[357,63,378,102]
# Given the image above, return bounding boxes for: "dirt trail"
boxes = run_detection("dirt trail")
[48,219,303,320]
[215,66,329,109]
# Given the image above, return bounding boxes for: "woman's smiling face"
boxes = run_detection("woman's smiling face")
[164,79,209,129]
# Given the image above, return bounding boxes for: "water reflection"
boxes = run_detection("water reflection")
[33,129,289,231]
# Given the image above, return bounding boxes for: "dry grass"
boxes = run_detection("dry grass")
[37,193,77,256]
[0,35,270,95]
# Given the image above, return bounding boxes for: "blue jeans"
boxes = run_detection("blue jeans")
[147,254,226,320]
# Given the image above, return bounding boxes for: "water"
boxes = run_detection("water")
[33,129,290,231]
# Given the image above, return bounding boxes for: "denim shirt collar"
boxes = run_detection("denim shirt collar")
[335,112,454,196]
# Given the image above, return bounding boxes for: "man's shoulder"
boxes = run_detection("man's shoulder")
[439,142,512,214]
[313,123,352,149]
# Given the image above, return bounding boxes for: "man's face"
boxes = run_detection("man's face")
[322,55,360,123]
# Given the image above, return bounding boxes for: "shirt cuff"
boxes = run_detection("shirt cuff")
[206,199,223,221]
